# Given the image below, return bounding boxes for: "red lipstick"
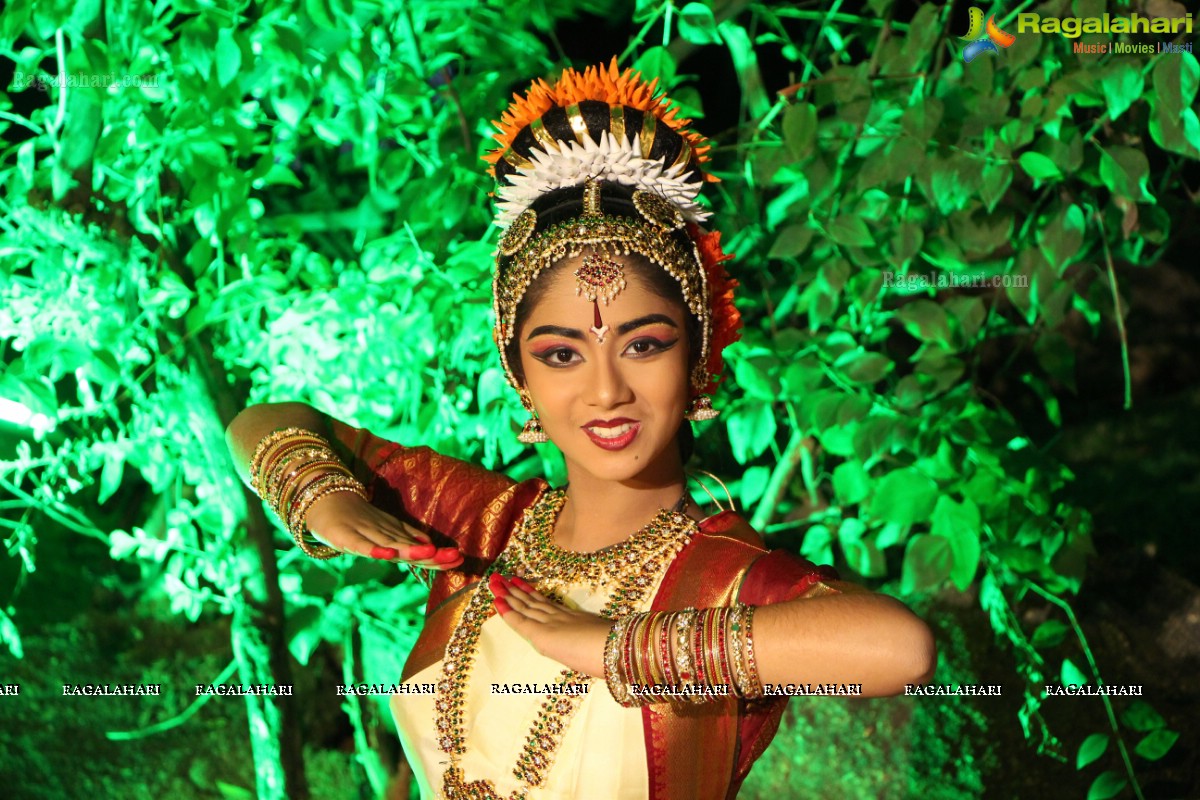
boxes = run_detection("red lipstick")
[581,418,640,451]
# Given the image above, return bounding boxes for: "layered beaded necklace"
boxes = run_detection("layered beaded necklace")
[437,488,697,800]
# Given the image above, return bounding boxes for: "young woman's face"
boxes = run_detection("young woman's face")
[518,254,691,485]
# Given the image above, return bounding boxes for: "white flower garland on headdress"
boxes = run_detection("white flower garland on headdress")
[493,130,711,228]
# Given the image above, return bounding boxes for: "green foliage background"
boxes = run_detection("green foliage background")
[1,0,1196,797]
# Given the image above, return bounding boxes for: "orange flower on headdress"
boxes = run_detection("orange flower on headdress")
[689,224,741,396]
[483,57,712,176]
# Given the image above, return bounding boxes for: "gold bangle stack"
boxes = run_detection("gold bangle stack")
[603,603,763,707]
[248,427,368,560]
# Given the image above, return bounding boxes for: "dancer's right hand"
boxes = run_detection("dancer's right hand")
[303,492,463,568]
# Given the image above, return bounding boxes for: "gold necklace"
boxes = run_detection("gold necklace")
[437,488,697,800]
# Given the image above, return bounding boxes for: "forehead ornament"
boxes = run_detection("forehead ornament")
[574,254,627,306]
[574,252,627,345]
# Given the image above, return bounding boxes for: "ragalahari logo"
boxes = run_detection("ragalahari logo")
[960,7,1016,63]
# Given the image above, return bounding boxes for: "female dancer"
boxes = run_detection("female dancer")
[226,61,935,800]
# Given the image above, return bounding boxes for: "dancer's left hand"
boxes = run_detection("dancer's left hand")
[489,573,610,678]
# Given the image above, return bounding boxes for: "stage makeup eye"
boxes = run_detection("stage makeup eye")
[624,337,678,357]
[531,346,582,367]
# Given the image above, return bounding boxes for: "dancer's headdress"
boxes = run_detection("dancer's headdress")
[488,59,741,414]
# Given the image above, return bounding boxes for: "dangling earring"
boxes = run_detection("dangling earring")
[518,417,548,444]
[685,395,719,421]
[517,391,549,444]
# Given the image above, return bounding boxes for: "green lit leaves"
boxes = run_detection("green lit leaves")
[839,517,886,578]
[782,102,818,160]
[1037,203,1086,273]
[1086,771,1127,800]
[949,207,1013,257]
[978,165,1012,213]
[1019,152,1063,184]
[900,533,953,593]
[1120,701,1164,732]
[53,72,104,198]
[920,151,982,215]
[731,347,783,400]
[142,270,195,319]
[800,388,870,433]
[930,496,981,590]
[832,461,870,505]
[690,8,1193,787]
[1149,52,1200,158]
[215,28,243,88]
[738,465,771,508]
[717,20,770,117]
[0,609,24,660]
[765,173,811,227]
[59,91,103,172]
[1099,146,1155,204]
[272,77,314,129]
[826,214,873,248]
[109,526,172,561]
[768,223,814,259]
[868,467,937,526]
[890,222,924,265]
[901,98,943,143]
[835,349,892,385]
[97,442,128,504]
[677,3,721,45]
[305,0,354,31]
[895,299,954,348]
[1061,657,1088,686]
[1157,50,1200,112]
[799,523,834,566]
[0,0,33,49]
[1032,619,1070,648]
[1081,701,1181,781]
[1076,733,1108,770]
[633,46,677,89]
[1095,61,1143,123]
[726,400,777,464]
[881,1,940,73]
[17,336,104,383]
[1134,729,1179,761]
[285,604,325,665]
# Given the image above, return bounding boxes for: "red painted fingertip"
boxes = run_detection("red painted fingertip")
[510,576,535,593]
[493,597,511,614]
[370,546,400,560]
[407,543,437,559]
[488,573,509,597]
[433,547,461,563]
